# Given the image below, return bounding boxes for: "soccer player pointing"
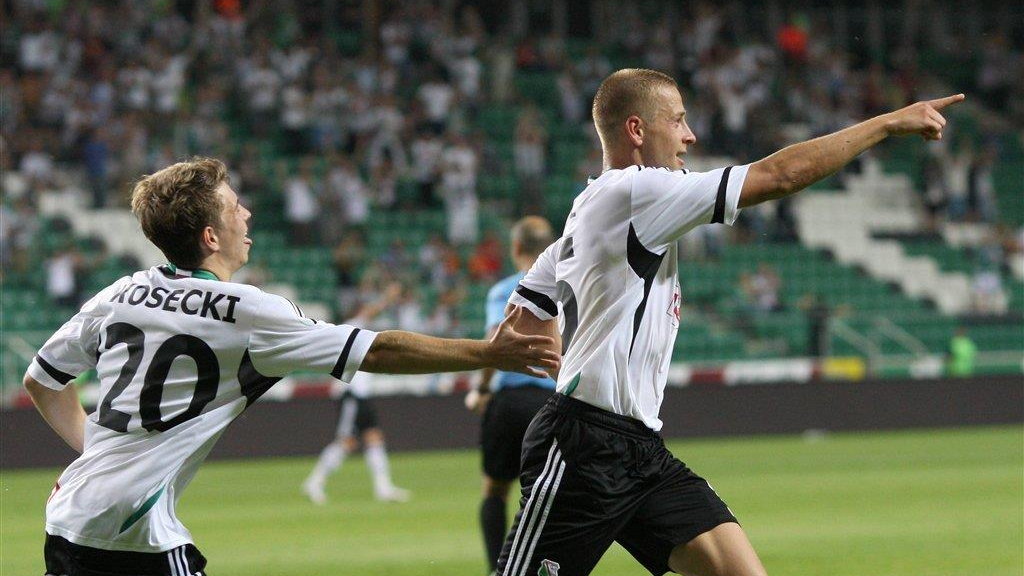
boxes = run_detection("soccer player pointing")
[498,69,963,576]
[24,157,558,575]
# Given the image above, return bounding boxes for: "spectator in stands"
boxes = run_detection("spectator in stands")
[280,82,311,155]
[282,157,320,246]
[968,145,999,223]
[20,135,56,188]
[921,147,948,231]
[741,264,783,313]
[513,105,548,215]
[380,239,412,274]
[45,243,86,309]
[0,201,14,275]
[440,131,480,246]
[970,267,1007,315]
[798,293,833,358]
[82,127,111,208]
[468,232,504,282]
[370,155,399,211]
[326,154,370,232]
[946,327,977,377]
[365,93,408,175]
[943,142,972,221]
[556,70,585,125]
[427,285,466,336]
[417,67,456,135]
[333,230,367,319]
[575,45,611,100]
[411,128,445,207]
[396,284,427,332]
[4,196,39,275]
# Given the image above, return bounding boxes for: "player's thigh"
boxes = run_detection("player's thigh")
[616,465,739,576]
[668,523,766,576]
[499,406,645,576]
[496,441,617,576]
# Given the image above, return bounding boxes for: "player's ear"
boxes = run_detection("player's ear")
[625,115,643,147]
[201,225,219,254]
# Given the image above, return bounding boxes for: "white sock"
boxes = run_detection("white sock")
[310,442,346,484]
[364,443,393,492]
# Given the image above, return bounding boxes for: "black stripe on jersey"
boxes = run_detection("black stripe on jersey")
[283,296,307,320]
[331,328,362,380]
[515,285,558,318]
[34,355,75,385]
[626,224,665,356]
[711,166,733,224]
[238,350,282,407]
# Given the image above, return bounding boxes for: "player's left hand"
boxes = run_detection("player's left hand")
[488,307,560,377]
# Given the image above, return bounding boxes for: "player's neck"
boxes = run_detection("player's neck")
[602,147,642,171]
[194,257,233,282]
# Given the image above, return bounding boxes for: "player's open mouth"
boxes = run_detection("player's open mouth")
[244,235,252,246]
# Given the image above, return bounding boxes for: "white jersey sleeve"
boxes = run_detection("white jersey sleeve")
[248,293,377,382]
[27,279,130,390]
[631,164,749,253]
[507,239,560,321]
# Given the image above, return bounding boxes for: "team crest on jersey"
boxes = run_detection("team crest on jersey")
[667,284,681,327]
[538,559,560,576]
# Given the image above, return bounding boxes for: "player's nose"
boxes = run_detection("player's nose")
[682,126,697,145]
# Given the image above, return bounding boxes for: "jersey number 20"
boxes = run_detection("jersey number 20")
[97,322,220,433]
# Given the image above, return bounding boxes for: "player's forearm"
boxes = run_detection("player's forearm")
[741,115,891,207]
[24,376,86,453]
[360,330,489,374]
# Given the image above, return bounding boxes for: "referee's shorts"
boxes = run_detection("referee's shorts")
[497,394,738,576]
[481,385,554,481]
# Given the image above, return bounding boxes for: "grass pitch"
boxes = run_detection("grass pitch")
[2,426,1021,575]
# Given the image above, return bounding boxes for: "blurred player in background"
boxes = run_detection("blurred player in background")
[304,282,411,505]
[465,216,557,573]
[24,157,558,576]
[499,69,964,576]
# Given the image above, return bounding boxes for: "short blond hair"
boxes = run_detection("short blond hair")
[510,216,553,257]
[130,157,228,268]
[591,68,679,143]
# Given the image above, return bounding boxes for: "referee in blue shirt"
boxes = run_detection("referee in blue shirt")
[466,216,557,573]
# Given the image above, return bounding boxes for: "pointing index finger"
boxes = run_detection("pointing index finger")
[928,93,965,110]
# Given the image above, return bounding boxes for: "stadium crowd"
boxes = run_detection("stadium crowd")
[2,0,1021,332]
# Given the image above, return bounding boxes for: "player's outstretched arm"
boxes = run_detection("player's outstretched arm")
[739,94,966,208]
[360,308,559,377]
[23,376,86,453]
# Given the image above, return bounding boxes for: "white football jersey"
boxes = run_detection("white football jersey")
[27,266,377,552]
[509,165,748,431]
[341,315,372,398]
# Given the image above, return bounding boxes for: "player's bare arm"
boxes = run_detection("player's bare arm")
[360,308,559,377]
[503,303,561,380]
[740,94,965,207]
[23,376,86,453]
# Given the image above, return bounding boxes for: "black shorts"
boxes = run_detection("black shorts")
[44,534,207,576]
[481,385,555,481]
[334,391,378,438]
[496,394,738,576]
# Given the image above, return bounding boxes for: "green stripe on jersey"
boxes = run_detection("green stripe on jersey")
[118,485,166,534]
[563,372,581,396]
